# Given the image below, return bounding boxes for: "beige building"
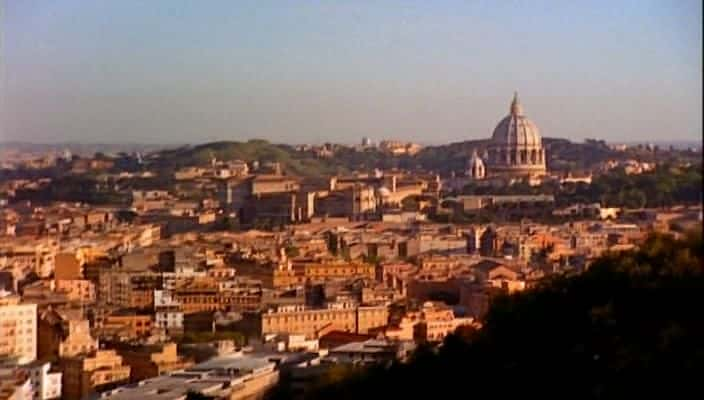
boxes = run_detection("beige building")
[250,175,300,195]
[38,309,98,360]
[59,320,99,358]
[54,280,95,303]
[103,313,153,339]
[0,294,37,365]
[117,342,193,382]
[60,350,130,400]
[262,305,388,338]
[386,301,475,343]
[303,261,376,283]
[315,186,377,218]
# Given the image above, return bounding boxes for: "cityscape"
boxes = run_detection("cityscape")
[1,1,702,400]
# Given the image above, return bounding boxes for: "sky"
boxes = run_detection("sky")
[1,0,701,145]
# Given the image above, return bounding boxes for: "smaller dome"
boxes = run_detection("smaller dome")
[468,150,485,169]
[466,150,486,179]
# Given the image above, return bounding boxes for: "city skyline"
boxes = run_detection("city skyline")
[2,1,702,145]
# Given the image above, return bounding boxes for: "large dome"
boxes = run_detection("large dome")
[491,93,542,147]
[491,115,542,147]
[485,92,547,177]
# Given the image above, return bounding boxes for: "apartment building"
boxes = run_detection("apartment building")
[116,342,193,382]
[0,294,37,365]
[60,350,130,400]
[37,310,98,359]
[25,361,62,400]
[261,304,388,338]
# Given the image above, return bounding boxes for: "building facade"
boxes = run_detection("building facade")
[0,295,37,365]
[262,305,388,338]
[60,350,130,400]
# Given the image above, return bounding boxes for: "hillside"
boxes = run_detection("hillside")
[149,140,344,177]
[146,138,643,178]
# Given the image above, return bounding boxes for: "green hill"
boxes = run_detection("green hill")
[147,138,640,178]
[151,140,344,177]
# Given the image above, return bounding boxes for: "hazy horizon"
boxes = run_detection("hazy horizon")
[2,1,702,145]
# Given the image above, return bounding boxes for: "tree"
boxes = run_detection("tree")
[306,230,704,399]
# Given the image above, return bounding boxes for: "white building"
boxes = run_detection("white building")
[26,361,62,400]
[153,290,183,332]
[0,293,37,365]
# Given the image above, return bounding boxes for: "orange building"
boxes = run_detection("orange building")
[386,301,476,343]
[272,265,306,289]
[55,279,95,303]
[103,312,153,339]
[303,261,375,283]
[54,252,84,280]
[174,278,263,313]
[174,278,219,314]
[262,305,388,338]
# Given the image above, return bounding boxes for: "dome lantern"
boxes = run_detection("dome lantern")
[510,91,523,116]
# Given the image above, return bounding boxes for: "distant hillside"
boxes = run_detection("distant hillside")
[412,139,491,173]
[146,138,624,177]
[149,140,343,177]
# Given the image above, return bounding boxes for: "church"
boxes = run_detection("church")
[467,92,547,179]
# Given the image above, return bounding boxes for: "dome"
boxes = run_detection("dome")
[468,150,484,169]
[466,150,486,179]
[491,92,542,147]
[485,92,547,177]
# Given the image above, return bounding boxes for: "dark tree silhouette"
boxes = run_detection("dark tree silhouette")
[301,230,704,399]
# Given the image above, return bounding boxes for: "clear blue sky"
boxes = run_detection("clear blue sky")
[1,0,701,145]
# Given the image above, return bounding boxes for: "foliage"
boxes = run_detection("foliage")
[13,175,129,206]
[151,140,344,178]
[147,137,625,178]
[306,230,704,399]
[561,164,702,208]
[460,163,702,209]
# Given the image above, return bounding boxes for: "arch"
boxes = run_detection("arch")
[531,149,538,164]
[519,150,527,164]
